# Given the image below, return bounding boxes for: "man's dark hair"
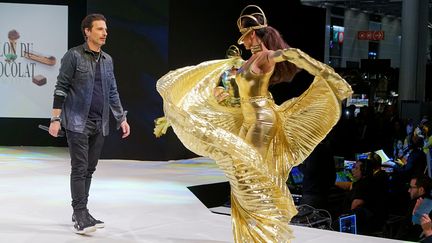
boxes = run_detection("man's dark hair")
[81,13,106,40]
[357,158,374,177]
[413,175,432,196]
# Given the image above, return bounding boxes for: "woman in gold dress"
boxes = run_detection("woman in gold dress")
[156,5,352,242]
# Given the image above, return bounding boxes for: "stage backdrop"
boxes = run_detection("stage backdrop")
[0,0,325,161]
[100,0,325,160]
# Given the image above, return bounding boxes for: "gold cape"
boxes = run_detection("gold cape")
[156,50,352,242]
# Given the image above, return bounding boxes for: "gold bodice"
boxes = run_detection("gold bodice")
[235,55,273,99]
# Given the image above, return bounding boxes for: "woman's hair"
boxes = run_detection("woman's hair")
[368,152,382,170]
[242,15,298,84]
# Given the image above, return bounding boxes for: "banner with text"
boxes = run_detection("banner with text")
[0,3,67,118]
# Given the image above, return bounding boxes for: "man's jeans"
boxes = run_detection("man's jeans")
[66,120,105,212]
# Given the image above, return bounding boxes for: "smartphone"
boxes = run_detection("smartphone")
[412,198,432,225]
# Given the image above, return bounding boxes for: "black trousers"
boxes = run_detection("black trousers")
[66,120,105,212]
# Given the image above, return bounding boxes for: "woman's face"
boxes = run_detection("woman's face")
[406,124,413,135]
[241,31,253,50]
[396,140,403,149]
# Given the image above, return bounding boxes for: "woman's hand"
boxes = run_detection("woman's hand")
[214,86,230,103]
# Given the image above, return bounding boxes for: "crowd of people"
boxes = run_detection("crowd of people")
[298,103,432,241]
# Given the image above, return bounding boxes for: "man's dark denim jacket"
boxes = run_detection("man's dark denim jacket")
[54,43,126,136]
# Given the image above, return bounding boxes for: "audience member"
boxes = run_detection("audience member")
[415,117,429,140]
[369,152,390,223]
[299,138,336,210]
[394,135,427,183]
[388,135,426,217]
[394,139,406,161]
[394,175,432,241]
[388,118,407,158]
[339,159,381,234]
[422,122,432,177]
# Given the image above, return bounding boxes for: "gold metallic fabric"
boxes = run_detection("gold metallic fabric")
[156,48,352,242]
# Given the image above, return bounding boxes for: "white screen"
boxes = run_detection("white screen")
[0,3,68,118]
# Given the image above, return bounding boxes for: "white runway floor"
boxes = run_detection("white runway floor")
[0,146,405,243]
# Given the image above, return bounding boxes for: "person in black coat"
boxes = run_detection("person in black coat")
[299,138,336,210]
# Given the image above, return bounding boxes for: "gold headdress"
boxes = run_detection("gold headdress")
[225,45,242,58]
[236,5,268,44]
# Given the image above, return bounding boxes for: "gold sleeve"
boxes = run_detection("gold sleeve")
[273,48,352,100]
[156,58,245,159]
[272,48,353,166]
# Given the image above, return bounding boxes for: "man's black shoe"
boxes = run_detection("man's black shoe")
[72,210,96,234]
[87,211,105,228]
[72,209,105,229]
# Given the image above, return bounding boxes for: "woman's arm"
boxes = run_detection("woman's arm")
[271,48,352,100]
[272,48,327,76]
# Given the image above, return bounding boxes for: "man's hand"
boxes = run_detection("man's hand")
[120,120,130,138]
[421,214,432,237]
[48,121,61,137]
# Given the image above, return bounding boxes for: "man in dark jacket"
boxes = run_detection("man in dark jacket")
[48,13,130,234]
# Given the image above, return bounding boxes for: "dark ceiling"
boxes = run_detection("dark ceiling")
[300,0,431,19]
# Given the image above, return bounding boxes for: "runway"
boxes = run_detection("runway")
[0,146,403,243]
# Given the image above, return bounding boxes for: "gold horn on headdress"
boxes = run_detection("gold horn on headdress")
[236,5,268,44]
[226,45,242,58]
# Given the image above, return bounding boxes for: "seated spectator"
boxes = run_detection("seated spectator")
[369,152,389,189]
[369,152,390,223]
[394,139,406,161]
[299,138,336,210]
[415,117,429,140]
[338,159,384,235]
[404,118,415,148]
[422,122,432,177]
[394,135,427,184]
[347,159,373,208]
[394,175,432,241]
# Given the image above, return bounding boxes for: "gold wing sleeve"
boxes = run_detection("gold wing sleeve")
[153,116,171,138]
[273,48,353,166]
[273,48,353,100]
[156,58,256,162]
